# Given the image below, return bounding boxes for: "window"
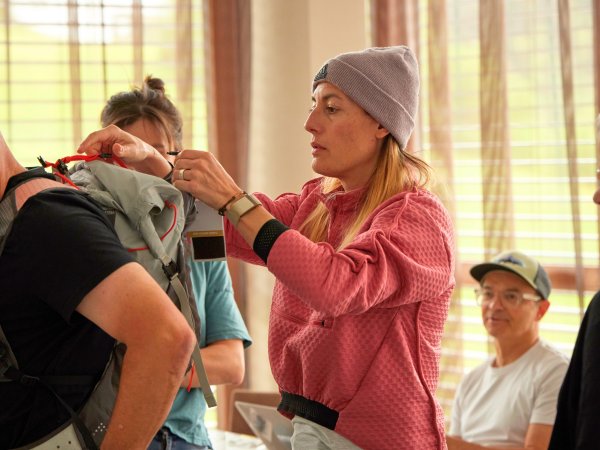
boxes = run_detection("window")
[416,0,598,418]
[0,0,208,167]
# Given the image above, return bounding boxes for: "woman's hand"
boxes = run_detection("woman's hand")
[174,150,274,245]
[172,150,242,210]
[77,125,171,177]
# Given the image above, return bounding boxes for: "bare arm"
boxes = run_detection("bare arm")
[76,262,196,450]
[446,423,553,450]
[181,339,245,388]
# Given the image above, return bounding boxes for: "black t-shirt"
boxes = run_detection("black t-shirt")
[0,181,134,448]
[549,290,600,449]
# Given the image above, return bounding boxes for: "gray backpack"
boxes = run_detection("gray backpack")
[0,157,215,449]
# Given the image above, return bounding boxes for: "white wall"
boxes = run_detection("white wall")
[246,0,369,390]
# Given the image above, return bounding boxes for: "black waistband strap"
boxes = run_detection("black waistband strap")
[278,391,339,430]
[4,366,98,450]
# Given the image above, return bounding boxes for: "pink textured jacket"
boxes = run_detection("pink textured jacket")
[224,178,454,450]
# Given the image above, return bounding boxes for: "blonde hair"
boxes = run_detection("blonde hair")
[299,136,431,249]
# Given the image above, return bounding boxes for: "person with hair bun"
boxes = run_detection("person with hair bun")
[101,76,183,162]
[80,47,455,450]
[100,76,252,450]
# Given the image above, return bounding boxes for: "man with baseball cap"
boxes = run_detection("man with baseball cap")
[447,250,569,450]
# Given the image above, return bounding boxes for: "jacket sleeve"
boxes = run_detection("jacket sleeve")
[265,192,454,317]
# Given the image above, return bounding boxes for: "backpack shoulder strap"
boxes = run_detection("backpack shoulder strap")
[169,274,217,407]
[1,169,66,249]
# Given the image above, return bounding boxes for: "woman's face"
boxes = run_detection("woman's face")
[121,117,174,163]
[304,82,389,191]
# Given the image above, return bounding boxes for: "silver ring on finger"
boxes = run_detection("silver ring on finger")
[179,168,186,181]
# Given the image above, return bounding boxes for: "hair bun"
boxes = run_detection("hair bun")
[144,75,166,95]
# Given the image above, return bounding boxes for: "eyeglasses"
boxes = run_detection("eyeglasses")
[474,288,542,308]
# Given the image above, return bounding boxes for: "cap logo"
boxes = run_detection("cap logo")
[314,63,328,82]
[496,255,524,267]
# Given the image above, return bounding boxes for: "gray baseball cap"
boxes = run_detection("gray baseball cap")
[470,250,551,299]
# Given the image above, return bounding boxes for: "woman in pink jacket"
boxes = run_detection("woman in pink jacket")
[80,46,455,450]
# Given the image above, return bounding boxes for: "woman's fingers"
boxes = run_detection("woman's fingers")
[173,150,241,208]
[78,125,147,162]
[78,125,118,154]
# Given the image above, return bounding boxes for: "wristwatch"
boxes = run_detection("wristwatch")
[225,192,262,226]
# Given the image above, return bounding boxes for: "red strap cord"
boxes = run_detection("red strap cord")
[41,153,128,189]
[40,153,176,253]
[127,200,178,252]
[61,153,127,168]
[186,362,195,392]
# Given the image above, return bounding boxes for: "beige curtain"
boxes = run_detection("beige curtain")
[67,2,82,144]
[204,0,252,430]
[2,0,12,136]
[479,0,515,256]
[371,0,421,153]
[132,0,144,84]
[557,0,585,313]
[427,0,462,410]
[176,0,194,149]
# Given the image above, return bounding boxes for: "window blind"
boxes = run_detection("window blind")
[417,0,598,418]
[0,0,208,167]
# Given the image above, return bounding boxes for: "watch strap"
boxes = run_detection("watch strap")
[225,193,262,226]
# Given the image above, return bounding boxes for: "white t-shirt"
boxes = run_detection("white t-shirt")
[449,339,569,447]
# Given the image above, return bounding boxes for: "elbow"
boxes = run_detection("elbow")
[226,350,246,385]
[230,362,245,386]
[164,321,196,374]
[178,325,197,362]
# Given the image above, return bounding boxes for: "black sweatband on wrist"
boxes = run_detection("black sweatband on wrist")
[253,219,289,263]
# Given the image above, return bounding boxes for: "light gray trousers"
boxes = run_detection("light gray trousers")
[291,416,363,450]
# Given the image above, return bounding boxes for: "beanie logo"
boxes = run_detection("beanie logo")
[314,64,328,82]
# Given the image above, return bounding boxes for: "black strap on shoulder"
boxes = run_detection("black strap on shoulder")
[2,167,56,201]
[3,366,99,450]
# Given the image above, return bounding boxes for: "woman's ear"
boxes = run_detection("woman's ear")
[375,124,390,140]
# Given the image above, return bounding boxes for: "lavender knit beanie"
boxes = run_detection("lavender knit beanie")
[313,46,419,150]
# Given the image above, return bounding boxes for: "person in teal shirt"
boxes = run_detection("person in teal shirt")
[158,260,252,449]
[100,76,252,450]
